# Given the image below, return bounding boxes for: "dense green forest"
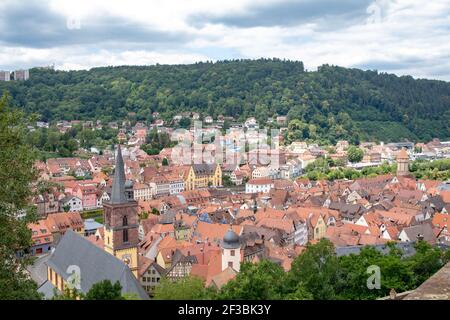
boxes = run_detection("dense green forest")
[1,59,449,144]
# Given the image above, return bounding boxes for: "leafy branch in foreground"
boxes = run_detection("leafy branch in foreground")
[0,93,41,299]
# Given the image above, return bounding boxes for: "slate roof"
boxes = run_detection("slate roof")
[335,242,418,257]
[165,249,198,275]
[46,230,148,299]
[38,280,59,300]
[401,223,436,244]
[192,164,217,176]
[84,218,103,231]
[110,145,127,204]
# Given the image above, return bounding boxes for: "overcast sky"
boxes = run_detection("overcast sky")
[0,0,449,80]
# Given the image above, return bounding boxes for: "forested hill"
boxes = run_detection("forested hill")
[1,59,449,143]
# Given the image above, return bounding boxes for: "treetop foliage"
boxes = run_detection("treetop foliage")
[1,59,448,143]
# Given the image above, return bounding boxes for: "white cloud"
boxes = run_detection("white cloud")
[0,0,449,80]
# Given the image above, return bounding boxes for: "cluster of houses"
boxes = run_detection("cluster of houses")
[26,140,450,299]
[24,114,450,299]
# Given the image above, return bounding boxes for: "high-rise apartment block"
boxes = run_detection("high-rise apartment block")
[0,71,11,81]
[13,69,30,81]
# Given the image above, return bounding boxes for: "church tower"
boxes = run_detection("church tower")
[221,226,241,272]
[396,148,410,176]
[103,145,139,278]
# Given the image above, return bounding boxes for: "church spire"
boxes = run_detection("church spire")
[111,144,127,204]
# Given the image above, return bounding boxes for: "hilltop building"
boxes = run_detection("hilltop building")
[13,69,29,81]
[0,70,10,81]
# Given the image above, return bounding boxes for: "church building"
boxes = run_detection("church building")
[103,145,140,278]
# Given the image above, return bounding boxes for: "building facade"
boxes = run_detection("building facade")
[185,164,222,190]
[103,145,140,278]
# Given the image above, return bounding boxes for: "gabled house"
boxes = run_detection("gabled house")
[28,220,54,255]
[60,195,83,212]
[165,249,198,281]
[139,259,166,297]
[398,223,436,244]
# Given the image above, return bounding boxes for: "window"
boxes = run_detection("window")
[228,261,233,268]
[230,250,235,256]
[123,215,128,226]
[123,229,128,242]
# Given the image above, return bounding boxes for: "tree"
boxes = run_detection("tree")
[222,175,234,187]
[178,117,191,129]
[218,260,288,300]
[0,93,42,300]
[286,119,310,143]
[85,280,124,300]
[123,292,140,300]
[52,287,83,300]
[1,60,448,142]
[347,146,364,163]
[407,241,443,286]
[162,158,169,166]
[288,239,341,300]
[284,283,313,300]
[153,277,213,300]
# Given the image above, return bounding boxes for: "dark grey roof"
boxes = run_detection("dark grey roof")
[151,262,167,276]
[84,218,103,231]
[46,230,148,300]
[222,228,240,249]
[336,242,417,257]
[192,164,217,175]
[111,145,127,204]
[427,196,445,212]
[38,280,59,300]
[402,223,436,244]
[159,210,176,224]
[329,202,366,219]
[165,249,198,274]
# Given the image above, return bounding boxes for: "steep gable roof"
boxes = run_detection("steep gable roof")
[46,230,148,299]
